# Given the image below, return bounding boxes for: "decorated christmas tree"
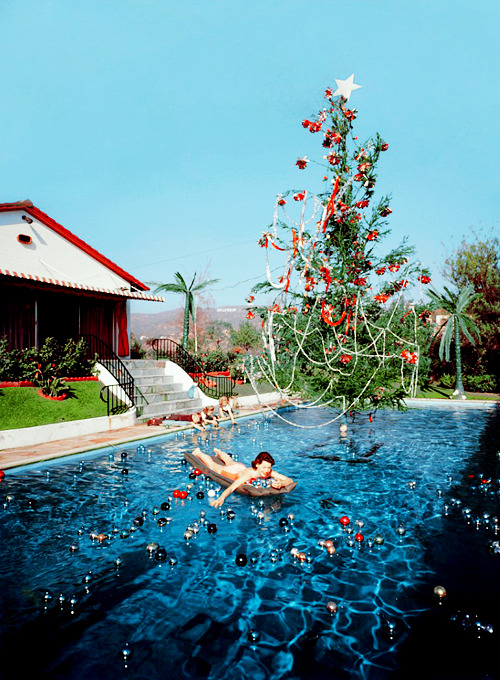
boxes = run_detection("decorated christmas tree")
[247,76,433,419]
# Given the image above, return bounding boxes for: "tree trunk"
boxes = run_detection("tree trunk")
[452,320,467,399]
[182,296,190,350]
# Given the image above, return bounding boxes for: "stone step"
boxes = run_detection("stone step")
[128,367,173,379]
[137,399,203,419]
[134,381,183,395]
[138,391,191,405]
[123,359,167,370]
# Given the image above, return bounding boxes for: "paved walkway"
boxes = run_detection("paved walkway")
[0,403,279,471]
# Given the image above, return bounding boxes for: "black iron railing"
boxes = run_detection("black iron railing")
[151,338,235,399]
[82,334,135,416]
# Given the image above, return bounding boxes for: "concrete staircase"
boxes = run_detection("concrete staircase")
[122,359,203,422]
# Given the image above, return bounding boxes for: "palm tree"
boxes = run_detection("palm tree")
[153,272,220,350]
[427,284,480,399]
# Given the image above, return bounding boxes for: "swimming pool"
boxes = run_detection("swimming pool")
[0,404,499,680]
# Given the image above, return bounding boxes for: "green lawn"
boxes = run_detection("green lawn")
[0,382,109,430]
[414,385,499,401]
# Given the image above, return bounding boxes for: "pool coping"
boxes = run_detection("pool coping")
[0,396,497,472]
[0,397,291,471]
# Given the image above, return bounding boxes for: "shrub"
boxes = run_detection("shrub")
[0,337,96,382]
[462,374,498,393]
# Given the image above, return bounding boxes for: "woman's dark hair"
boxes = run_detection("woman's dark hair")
[252,451,275,469]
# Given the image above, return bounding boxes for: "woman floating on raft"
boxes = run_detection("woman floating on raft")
[192,447,294,507]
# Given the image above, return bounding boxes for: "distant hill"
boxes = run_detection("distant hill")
[131,305,255,340]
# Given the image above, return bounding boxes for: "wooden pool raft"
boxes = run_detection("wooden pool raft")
[184,450,297,498]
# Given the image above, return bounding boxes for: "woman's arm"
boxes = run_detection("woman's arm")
[210,469,253,508]
[270,470,294,487]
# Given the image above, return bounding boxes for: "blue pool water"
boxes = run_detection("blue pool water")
[1,405,499,680]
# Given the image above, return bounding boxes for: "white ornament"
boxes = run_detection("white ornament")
[333,74,361,101]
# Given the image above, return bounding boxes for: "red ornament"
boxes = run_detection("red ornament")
[339,516,350,527]
[355,533,364,542]
[193,469,202,476]
[179,490,188,500]
[0,470,4,481]
[173,489,181,498]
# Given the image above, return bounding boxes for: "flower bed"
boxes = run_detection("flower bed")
[37,389,68,401]
[0,376,98,388]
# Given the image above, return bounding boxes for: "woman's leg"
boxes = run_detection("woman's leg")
[213,447,234,465]
[193,447,227,474]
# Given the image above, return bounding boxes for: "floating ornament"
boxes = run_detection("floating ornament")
[146,542,159,554]
[133,517,144,527]
[196,491,205,499]
[279,517,289,528]
[42,590,53,604]
[120,530,130,538]
[326,601,338,614]
[327,545,336,555]
[374,534,385,545]
[396,524,406,536]
[354,533,364,543]
[121,644,132,665]
[408,481,416,489]
[155,547,167,562]
[114,557,123,567]
[384,620,397,638]
[121,468,129,476]
[69,543,79,553]
[82,572,93,583]
[169,556,178,566]
[120,452,127,459]
[207,523,217,534]
[339,516,350,527]
[157,518,168,527]
[287,513,295,522]
[247,629,260,643]
[235,553,248,566]
[184,530,194,540]
[226,509,236,520]
[355,519,365,528]
[434,585,447,599]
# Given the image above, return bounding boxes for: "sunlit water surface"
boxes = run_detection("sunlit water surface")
[1,405,499,680]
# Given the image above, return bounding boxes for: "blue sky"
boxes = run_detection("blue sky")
[1,0,499,315]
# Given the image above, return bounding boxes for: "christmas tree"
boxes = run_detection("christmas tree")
[247,76,433,419]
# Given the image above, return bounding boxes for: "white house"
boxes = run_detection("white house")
[0,200,162,356]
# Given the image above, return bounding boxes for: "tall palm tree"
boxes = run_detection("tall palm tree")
[153,272,220,350]
[427,284,480,399]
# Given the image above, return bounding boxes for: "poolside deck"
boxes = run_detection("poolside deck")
[0,400,283,470]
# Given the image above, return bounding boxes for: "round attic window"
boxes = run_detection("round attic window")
[17,234,32,245]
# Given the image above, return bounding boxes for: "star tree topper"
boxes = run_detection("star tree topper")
[333,74,362,101]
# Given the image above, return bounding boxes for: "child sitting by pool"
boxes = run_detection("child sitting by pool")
[191,412,206,432]
[201,405,219,428]
[192,447,294,507]
[218,395,236,424]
